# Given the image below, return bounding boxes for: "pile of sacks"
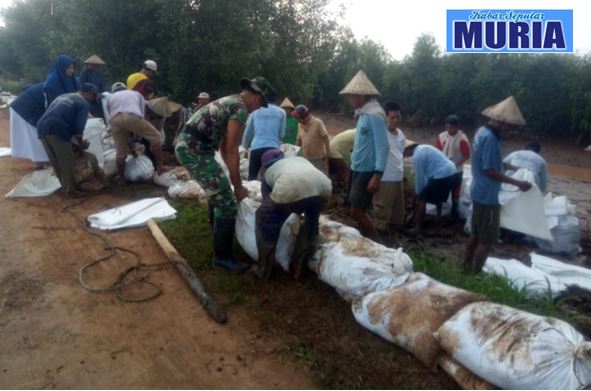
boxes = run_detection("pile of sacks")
[235,181,591,389]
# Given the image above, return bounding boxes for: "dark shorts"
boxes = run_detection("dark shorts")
[347,171,374,209]
[472,202,501,244]
[418,172,462,204]
[249,147,275,181]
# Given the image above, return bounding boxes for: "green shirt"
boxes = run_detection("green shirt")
[184,94,248,148]
[283,115,299,145]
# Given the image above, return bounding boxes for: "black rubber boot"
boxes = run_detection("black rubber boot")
[253,226,276,281]
[212,217,249,272]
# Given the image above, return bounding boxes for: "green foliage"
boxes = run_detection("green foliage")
[1,2,590,137]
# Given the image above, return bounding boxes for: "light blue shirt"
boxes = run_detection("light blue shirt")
[412,145,456,195]
[504,150,548,192]
[471,125,503,205]
[350,111,389,173]
[242,103,286,150]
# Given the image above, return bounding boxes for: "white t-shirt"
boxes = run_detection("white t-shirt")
[381,128,406,182]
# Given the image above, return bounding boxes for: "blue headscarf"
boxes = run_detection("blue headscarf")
[43,54,80,96]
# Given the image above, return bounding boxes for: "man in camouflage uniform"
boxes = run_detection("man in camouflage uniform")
[175,76,276,271]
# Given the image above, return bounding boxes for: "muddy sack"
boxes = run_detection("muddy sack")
[153,167,191,187]
[167,180,206,199]
[73,151,109,191]
[435,301,591,390]
[235,197,300,271]
[352,273,485,367]
[315,241,412,302]
[437,354,496,390]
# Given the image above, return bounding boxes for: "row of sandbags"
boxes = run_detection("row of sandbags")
[233,183,591,389]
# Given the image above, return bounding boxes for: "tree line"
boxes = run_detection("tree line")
[1,0,590,141]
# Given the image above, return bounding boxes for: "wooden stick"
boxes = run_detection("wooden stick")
[147,219,227,324]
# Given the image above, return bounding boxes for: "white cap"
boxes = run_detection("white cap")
[197,92,210,100]
[143,59,157,73]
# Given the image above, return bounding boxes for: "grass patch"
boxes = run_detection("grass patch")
[409,248,589,327]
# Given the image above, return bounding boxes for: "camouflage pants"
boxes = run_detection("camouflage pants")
[175,133,237,219]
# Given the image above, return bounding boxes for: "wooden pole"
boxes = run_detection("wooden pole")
[147,219,227,324]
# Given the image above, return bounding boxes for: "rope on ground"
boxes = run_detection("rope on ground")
[60,197,183,303]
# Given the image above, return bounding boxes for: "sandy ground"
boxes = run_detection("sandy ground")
[0,109,315,389]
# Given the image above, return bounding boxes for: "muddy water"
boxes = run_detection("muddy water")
[548,163,591,182]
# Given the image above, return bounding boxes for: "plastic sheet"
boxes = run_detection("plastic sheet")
[531,252,591,292]
[5,168,61,198]
[87,197,176,230]
[83,118,108,167]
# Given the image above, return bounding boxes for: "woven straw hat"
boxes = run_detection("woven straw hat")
[405,139,418,148]
[280,97,295,109]
[339,70,380,96]
[83,54,106,65]
[147,97,182,117]
[482,96,526,126]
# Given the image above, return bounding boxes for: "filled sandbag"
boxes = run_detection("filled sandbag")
[483,256,566,297]
[83,118,108,167]
[316,240,412,301]
[437,354,497,390]
[167,180,206,199]
[73,151,109,191]
[435,301,591,390]
[125,154,155,182]
[153,166,191,187]
[352,273,485,368]
[102,149,117,177]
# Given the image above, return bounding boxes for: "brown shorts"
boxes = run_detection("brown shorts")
[373,181,405,230]
[471,202,500,244]
[110,113,161,159]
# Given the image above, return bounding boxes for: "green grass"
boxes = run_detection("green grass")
[410,248,571,320]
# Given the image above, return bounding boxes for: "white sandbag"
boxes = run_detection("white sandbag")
[5,168,61,198]
[235,198,300,270]
[124,154,154,182]
[153,166,191,187]
[87,197,177,230]
[275,213,301,271]
[214,151,230,179]
[352,273,485,368]
[435,301,591,390]
[535,214,581,255]
[83,118,108,167]
[167,180,206,199]
[0,147,11,157]
[102,149,117,177]
[531,252,591,292]
[437,354,496,390]
[236,198,260,259]
[240,157,249,180]
[242,180,263,202]
[499,169,552,240]
[281,143,300,157]
[315,241,411,301]
[483,256,566,297]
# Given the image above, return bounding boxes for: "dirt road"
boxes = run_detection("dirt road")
[0,109,315,389]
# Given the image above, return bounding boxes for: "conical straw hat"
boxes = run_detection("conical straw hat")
[339,70,380,96]
[167,100,182,114]
[482,96,526,126]
[147,96,176,117]
[84,54,106,65]
[280,97,295,109]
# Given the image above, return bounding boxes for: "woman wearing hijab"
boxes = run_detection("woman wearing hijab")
[43,54,79,104]
[9,83,49,167]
